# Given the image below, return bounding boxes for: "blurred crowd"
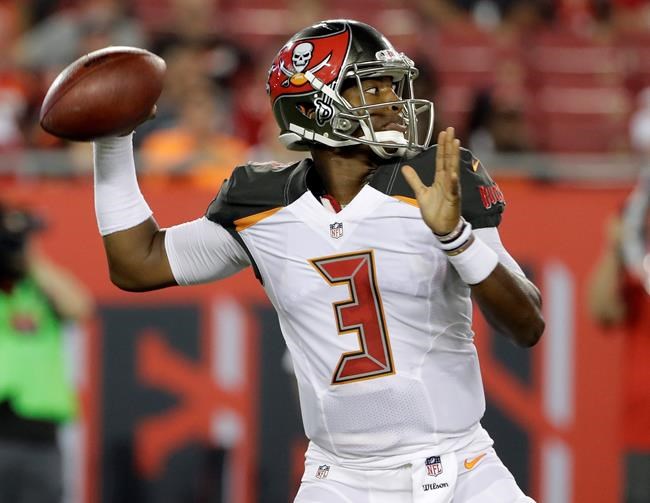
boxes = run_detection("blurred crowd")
[3,0,650,183]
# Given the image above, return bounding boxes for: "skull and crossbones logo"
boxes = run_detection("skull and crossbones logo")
[280,42,331,87]
[293,42,313,73]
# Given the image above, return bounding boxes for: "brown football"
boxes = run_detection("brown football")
[40,46,166,141]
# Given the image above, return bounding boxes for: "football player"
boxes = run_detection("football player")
[92,20,544,503]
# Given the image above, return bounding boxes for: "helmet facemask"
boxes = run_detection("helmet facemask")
[330,57,434,159]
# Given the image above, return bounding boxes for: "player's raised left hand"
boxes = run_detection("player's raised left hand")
[401,127,461,235]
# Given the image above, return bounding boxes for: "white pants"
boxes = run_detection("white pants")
[294,443,535,503]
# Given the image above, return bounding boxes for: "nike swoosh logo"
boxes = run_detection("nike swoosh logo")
[471,159,480,172]
[464,453,486,470]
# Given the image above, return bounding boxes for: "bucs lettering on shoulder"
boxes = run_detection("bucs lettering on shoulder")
[478,183,505,210]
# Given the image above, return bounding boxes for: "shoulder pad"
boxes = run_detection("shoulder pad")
[205,160,310,230]
[369,146,505,229]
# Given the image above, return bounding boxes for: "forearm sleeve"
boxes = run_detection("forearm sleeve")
[93,134,152,235]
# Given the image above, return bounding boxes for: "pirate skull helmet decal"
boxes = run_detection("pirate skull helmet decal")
[266,19,434,159]
[268,24,349,101]
[292,42,314,73]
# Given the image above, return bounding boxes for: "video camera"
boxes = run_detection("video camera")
[0,205,45,253]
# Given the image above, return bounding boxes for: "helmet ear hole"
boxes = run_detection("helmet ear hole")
[339,78,356,94]
[296,103,316,119]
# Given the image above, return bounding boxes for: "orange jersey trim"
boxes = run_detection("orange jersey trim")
[393,195,419,207]
[234,207,282,232]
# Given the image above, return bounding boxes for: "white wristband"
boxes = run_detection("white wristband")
[93,134,152,236]
[434,218,473,252]
[447,233,499,285]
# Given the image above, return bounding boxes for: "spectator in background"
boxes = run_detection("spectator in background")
[0,59,30,152]
[414,0,471,28]
[587,193,650,503]
[0,202,93,503]
[0,2,36,152]
[465,89,532,155]
[630,87,650,154]
[587,90,650,503]
[285,0,325,32]
[410,51,446,140]
[14,0,146,150]
[167,0,217,42]
[466,59,533,156]
[14,0,145,70]
[132,43,210,146]
[17,0,61,28]
[140,83,249,188]
[246,110,308,164]
[231,46,286,147]
[0,1,21,51]
[493,0,549,46]
[136,38,247,147]
[612,0,650,35]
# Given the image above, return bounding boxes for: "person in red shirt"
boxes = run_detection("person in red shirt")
[588,208,650,503]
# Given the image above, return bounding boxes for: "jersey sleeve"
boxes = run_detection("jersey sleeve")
[164,217,250,285]
[204,160,310,282]
[205,160,307,229]
[458,148,505,229]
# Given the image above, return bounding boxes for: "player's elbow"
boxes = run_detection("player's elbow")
[108,268,153,292]
[110,271,142,292]
[517,313,545,347]
[108,262,175,292]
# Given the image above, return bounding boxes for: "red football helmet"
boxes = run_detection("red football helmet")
[267,20,434,159]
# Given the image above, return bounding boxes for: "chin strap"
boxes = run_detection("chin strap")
[284,124,357,149]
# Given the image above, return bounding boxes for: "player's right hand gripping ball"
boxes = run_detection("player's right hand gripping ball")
[39,46,166,141]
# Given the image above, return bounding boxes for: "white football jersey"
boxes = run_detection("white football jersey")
[201,147,506,462]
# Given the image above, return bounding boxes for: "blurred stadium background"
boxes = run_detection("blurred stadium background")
[1,0,648,502]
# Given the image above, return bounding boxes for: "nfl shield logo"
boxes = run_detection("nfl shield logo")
[425,456,443,477]
[330,222,343,239]
[315,464,330,479]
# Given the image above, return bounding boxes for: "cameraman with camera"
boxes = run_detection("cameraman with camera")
[0,202,93,503]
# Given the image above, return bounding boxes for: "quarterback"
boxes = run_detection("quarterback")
[91,20,544,503]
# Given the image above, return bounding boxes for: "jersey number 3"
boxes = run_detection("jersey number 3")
[310,250,395,385]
